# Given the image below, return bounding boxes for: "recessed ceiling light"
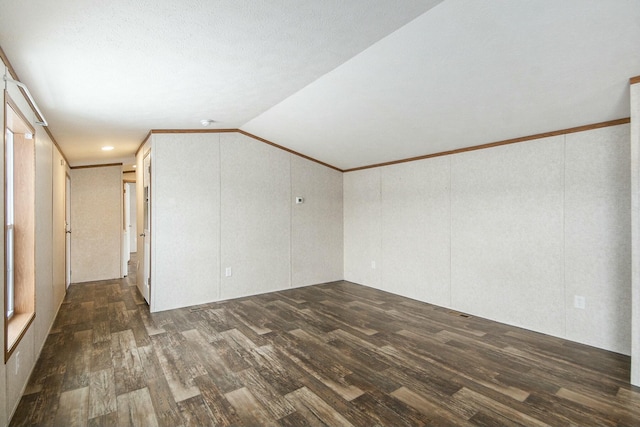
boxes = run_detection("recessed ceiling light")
[200,119,216,127]
[102,146,114,151]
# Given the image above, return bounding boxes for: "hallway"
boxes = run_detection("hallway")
[9,258,640,426]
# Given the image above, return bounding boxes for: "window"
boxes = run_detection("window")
[4,95,35,361]
[6,129,14,319]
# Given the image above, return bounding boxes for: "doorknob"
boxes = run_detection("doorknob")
[65,230,72,234]
[139,233,146,237]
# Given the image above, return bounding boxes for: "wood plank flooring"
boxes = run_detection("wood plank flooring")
[10,261,640,426]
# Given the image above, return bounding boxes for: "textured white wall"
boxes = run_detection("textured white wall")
[149,132,343,312]
[344,168,382,288]
[152,133,221,311]
[565,126,631,354]
[381,157,451,306]
[4,326,34,426]
[70,166,122,282]
[220,133,291,299]
[34,133,55,349]
[451,136,566,337]
[344,124,632,354]
[291,156,343,287]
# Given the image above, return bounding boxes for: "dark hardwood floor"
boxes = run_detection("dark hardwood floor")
[10,258,640,426]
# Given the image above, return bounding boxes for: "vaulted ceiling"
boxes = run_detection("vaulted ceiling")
[1,0,639,170]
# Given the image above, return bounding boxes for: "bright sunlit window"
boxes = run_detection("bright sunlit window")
[4,95,36,361]
[6,129,14,319]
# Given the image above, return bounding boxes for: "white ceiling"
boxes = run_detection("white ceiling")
[1,0,639,170]
[0,0,441,166]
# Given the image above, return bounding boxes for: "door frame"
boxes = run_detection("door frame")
[140,150,151,305]
[65,173,71,288]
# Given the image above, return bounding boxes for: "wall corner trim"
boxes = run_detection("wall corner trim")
[135,131,152,156]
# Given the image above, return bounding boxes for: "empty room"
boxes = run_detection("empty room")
[1,0,640,425]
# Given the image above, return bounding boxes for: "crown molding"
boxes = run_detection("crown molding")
[70,163,123,170]
[237,130,342,172]
[344,117,631,172]
[135,128,343,172]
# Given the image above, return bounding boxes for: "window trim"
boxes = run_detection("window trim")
[4,92,36,362]
[6,128,14,320]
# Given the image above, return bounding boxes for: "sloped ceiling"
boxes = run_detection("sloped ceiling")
[244,0,640,170]
[0,0,639,169]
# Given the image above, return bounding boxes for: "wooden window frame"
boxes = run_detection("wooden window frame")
[4,92,35,362]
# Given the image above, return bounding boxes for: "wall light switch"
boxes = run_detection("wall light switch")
[371,261,376,269]
[574,295,585,309]
[225,267,232,277]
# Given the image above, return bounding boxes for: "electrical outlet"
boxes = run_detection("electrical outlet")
[225,267,232,277]
[574,295,585,309]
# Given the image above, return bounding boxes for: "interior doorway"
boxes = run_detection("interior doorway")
[128,183,137,252]
[122,181,137,276]
[122,182,131,275]
[65,173,71,288]
[140,151,151,304]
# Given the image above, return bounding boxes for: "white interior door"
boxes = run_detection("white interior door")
[142,152,151,303]
[129,184,137,251]
[122,183,131,274]
[65,174,71,288]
